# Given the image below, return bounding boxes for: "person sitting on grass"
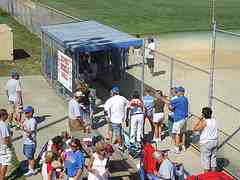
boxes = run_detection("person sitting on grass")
[20,106,38,176]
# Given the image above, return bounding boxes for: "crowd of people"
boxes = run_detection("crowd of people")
[0,68,219,180]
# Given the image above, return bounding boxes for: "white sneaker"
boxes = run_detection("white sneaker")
[182,145,186,152]
[24,169,35,176]
[172,147,180,154]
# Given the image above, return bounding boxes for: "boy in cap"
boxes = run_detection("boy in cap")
[20,106,37,176]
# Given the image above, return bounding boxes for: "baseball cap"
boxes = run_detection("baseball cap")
[23,106,34,113]
[75,91,84,97]
[176,86,185,93]
[111,86,119,93]
[10,69,18,77]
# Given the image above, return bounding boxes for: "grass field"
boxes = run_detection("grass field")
[0,10,41,76]
[37,0,240,34]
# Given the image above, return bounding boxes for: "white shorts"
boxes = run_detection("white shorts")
[172,119,186,134]
[153,113,164,123]
[0,147,12,166]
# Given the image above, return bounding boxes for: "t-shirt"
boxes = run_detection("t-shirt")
[68,99,81,119]
[41,162,57,180]
[158,159,175,180]
[143,95,154,113]
[0,121,10,148]
[170,96,188,122]
[5,79,22,102]
[143,143,156,174]
[64,150,85,177]
[104,95,128,124]
[200,118,218,144]
[22,117,37,145]
[147,42,155,59]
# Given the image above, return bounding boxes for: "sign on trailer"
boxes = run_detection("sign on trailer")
[58,50,72,92]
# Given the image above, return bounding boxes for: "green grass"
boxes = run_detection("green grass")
[37,0,240,34]
[0,10,41,76]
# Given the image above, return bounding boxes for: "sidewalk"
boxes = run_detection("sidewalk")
[0,75,68,180]
[0,75,203,179]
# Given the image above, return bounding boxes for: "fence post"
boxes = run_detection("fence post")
[209,21,217,108]
[169,58,174,96]
[141,39,145,98]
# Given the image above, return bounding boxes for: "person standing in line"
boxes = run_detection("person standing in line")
[63,138,85,180]
[104,89,114,142]
[68,91,84,131]
[143,89,154,136]
[0,109,13,180]
[158,86,188,153]
[21,106,37,176]
[5,70,23,125]
[127,91,145,147]
[168,87,178,138]
[104,86,128,150]
[152,90,166,144]
[193,107,218,172]
[146,38,155,75]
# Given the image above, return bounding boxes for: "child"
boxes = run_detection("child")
[41,151,57,180]
[21,106,37,176]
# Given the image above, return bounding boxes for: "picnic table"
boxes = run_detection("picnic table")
[71,130,139,180]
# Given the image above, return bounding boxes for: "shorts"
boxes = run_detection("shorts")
[0,146,12,166]
[145,110,153,119]
[172,119,186,134]
[147,58,154,68]
[153,112,164,123]
[68,119,85,131]
[8,101,16,114]
[23,144,36,160]
[111,123,122,137]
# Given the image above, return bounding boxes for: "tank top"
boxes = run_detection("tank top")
[88,153,108,180]
[200,118,218,144]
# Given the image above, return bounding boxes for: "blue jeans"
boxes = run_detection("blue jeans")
[23,144,36,160]
[111,123,122,137]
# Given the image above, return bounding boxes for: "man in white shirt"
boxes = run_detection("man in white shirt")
[146,38,155,75]
[5,70,22,123]
[68,91,85,131]
[104,86,128,149]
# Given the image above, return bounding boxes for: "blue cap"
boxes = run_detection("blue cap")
[10,69,18,77]
[23,106,34,113]
[111,86,119,93]
[176,86,185,93]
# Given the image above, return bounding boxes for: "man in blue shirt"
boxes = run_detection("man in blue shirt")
[170,86,188,153]
[143,89,154,133]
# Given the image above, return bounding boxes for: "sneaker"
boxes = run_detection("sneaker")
[182,145,186,152]
[118,145,125,152]
[24,169,36,176]
[153,137,158,142]
[172,147,180,154]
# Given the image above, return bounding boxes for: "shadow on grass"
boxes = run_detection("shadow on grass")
[13,49,30,61]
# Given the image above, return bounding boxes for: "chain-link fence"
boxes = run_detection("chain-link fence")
[127,36,240,177]
[210,26,240,178]
[0,0,80,37]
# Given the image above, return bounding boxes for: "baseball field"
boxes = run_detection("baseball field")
[37,0,240,34]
